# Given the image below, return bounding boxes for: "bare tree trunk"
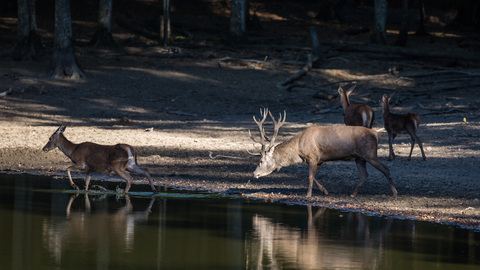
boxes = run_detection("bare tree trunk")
[230,0,248,39]
[159,0,171,47]
[13,0,43,60]
[415,0,428,36]
[394,0,409,46]
[90,0,115,48]
[371,0,387,45]
[50,0,86,79]
[315,0,336,22]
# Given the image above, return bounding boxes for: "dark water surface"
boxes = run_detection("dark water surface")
[1,173,480,270]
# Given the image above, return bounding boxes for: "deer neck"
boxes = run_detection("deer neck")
[57,134,78,159]
[382,101,391,118]
[273,139,304,168]
[340,94,350,113]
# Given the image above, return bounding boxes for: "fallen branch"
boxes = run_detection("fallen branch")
[208,151,247,160]
[277,53,315,90]
[416,103,471,115]
[277,27,321,91]
[0,88,12,98]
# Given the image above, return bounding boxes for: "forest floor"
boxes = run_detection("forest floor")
[1,0,480,229]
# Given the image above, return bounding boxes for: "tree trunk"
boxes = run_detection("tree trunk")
[414,0,428,36]
[159,0,171,47]
[371,0,387,45]
[90,0,115,48]
[230,0,248,39]
[51,0,86,79]
[394,0,409,46]
[315,0,336,22]
[451,0,479,27]
[13,0,43,60]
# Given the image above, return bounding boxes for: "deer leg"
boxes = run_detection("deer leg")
[85,172,92,191]
[387,131,396,161]
[112,168,134,193]
[127,164,158,194]
[407,137,415,161]
[84,193,91,213]
[308,162,328,197]
[66,164,83,191]
[406,129,427,161]
[367,157,398,196]
[351,158,369,197]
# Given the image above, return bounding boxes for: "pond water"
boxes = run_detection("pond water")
[1,173,479,270]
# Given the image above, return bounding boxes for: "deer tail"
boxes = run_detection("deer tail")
[127,147,137,163]
[375,131,382,144]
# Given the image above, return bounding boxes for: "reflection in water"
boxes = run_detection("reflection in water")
[246,207,394,269]
[0,174,480,270]
[42,194,155,265]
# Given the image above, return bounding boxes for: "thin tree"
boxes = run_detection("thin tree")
[90,0,115,48]
[159,0,171,47]
[415,0,428,36]
[230,0,248,39]
[13,0,44,60]
[371,0,387,45]
[50,0,86,79]
[394,0,409,46]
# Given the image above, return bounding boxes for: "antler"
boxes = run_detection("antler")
[267,110,286,149]
[248,109,287,156]
[248,108,269,155]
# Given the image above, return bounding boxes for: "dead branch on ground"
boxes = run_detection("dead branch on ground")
[208,151,248,160]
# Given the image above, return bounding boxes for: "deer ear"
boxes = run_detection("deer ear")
[56,124,67,134]
[346,85,356,95]
[268,146,275,154]
[389,92,396,100]
[337,87,344,94]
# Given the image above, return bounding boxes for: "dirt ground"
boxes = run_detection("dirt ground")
[1,0,480,229]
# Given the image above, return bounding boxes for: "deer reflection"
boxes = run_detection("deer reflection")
[42,194,155,264]
[246,206,393,270]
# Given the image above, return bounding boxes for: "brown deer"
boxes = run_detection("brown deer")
[42,124,158,194]
[338,85,375,128]
[381,93,426,161]
[248,109,397,197]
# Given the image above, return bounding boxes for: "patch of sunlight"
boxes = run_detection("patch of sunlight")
[386,30,417,35]
[319,69,370,79]
[112,66,222,84]
[425,121,479,130]
[429,32,463,38]
[254,11,288,21]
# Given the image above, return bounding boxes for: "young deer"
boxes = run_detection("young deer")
[338,85,375,128]
[42,124,158,194]
[248,109,397,197]
[381,93,427,161]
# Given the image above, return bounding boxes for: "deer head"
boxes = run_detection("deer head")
[248,109,286,178]
[43,124,67,152]
[381,92,395,113]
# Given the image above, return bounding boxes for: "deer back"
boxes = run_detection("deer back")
[276,125,380,163]
[384,112,420,134]
[344,104,375,128]
[70,143,133,172]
